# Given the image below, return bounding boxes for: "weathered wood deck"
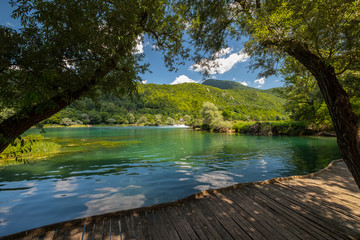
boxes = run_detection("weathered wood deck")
[1,160,360,240]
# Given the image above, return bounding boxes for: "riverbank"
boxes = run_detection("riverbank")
[232,121,336,136]
[40,121,336,137]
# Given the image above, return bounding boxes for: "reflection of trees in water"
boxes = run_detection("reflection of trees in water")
[280,138,341,176]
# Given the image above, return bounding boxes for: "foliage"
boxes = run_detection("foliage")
[233,121,311,136]
[0,0,189,152]
[0,135,60,161]
[202,79,254,91]
[200,101,233,132]
[43,82,288,127]
[281,58,360,129]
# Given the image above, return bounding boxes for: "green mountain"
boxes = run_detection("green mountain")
[47,82,288,125]
[202,79,255,90]
[202,79,286,97]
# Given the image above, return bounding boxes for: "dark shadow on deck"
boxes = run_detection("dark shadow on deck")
[1,160,359,240]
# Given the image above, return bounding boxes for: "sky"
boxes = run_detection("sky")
[0,1,284,89]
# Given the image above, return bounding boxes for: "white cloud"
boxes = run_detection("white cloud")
[134,36,143,54]
[239,81,248,86]
[141,79,147,84]
[194,171,238,191]
[80,187,145,217]
[232,78,236,81]
[254,77,265,88]
[191,48,250,75]
[214,47,233,57]
[170,75,198,85]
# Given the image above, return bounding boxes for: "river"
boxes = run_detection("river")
[0,127,341,236]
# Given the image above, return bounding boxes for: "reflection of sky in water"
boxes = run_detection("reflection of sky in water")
[80,186,145,217]
[0,127,341,237]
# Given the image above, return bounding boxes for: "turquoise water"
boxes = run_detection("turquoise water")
[0,127,341,236]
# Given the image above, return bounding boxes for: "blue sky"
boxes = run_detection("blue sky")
[0,1,284,89]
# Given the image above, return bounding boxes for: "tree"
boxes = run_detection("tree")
[128,113,136,124]
[166,117,176,125]
[200,102,222,126]
[180,0,360,188]
[0,0,187,152]
[155,114,163,126]
[60,118,73,126]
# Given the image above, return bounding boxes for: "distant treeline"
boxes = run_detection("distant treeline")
[42,83,288,126]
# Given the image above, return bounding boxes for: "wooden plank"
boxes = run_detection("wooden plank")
[145,210,162,240]
[43,230,57,240]
[92,219,105,240]
[172,205,204,239]
[164,205,198,240]
[277,182,360,221]
[154,208,181,240]
[119,214,136,240]
[66,225,84,240]
[176,203,210,240]
[150,210,173,240]
[181,200,222,240]
[131,212,146,240]
[52,227,69,240]
[282,180,360,209]
[297,177,360,199]
[109,218,121,240]
[82,222,95,240]
[211,191,267,240]
[136,211,152,240]
[243,185,337,240]
[227,189,301,240]
[217,190,283,240]
[248,184,353,239]
[102,218,111,240]
[264,183,360,235]
[202,193,251,240]
[190,198,234,240]
[163,206,191,240]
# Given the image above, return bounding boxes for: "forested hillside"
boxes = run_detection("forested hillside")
[202,79,255,90]
[45,83,288,126]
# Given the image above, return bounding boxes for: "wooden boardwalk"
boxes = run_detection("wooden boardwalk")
[1,160,360,240]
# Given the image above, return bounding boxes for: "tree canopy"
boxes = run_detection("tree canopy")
[0,0,188,152]
[178,0,360,188]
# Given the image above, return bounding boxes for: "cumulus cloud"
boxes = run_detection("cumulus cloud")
[134,36,144,54]
[254,77,265,88]
[239,81,248,86]
[191,48,250,75]
[170,75,198,85]
[141,79,147,84]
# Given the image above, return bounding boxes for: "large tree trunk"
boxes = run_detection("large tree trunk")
[0,60,117,153]
[0,96,70,153]
[286,42,360,189]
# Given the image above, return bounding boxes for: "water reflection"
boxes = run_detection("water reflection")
[80,186,145,217]
[0,127,341,237]
[53,177,78,198]
[194,171,244,191]
[20,182,38,197]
